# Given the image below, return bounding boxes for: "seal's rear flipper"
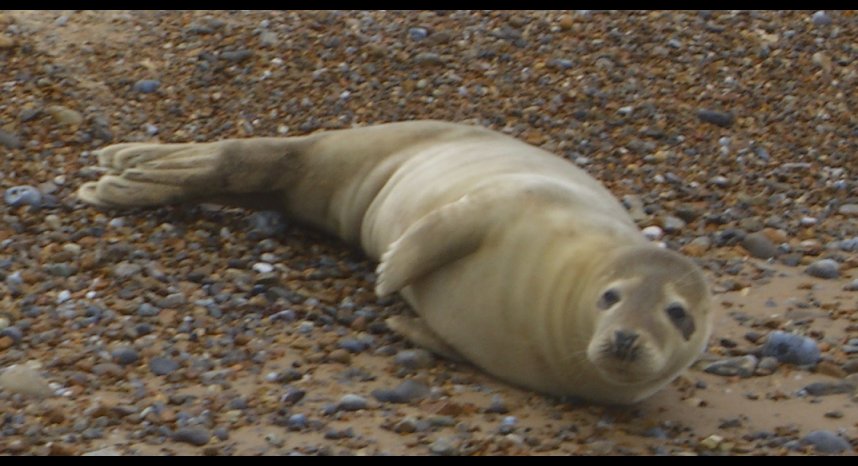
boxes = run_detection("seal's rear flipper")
[375,194,490,296]
[385,315,466,362]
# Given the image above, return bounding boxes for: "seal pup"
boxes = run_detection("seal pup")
[77,120,712,404]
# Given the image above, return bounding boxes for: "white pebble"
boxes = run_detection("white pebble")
[109,217,125,228]
[85,291,97,299]
[642,226,664,241]
[57,290,72,304]
[252,262,274,274]
[800,216,817,226]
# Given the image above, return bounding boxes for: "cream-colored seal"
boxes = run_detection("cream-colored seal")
[78,120,712,404]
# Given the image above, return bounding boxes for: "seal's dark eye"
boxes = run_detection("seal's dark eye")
[597,288,621,310]
[666,303,695,341]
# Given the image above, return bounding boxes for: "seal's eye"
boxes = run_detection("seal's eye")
[597,288,621,310]
[666,303,695,341]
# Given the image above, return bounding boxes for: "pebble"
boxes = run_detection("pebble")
[642,225,663,241]
[802,381,855,397]
[221,49,253,63]
[133,79,160,93]
[428,437,458,455]
[46,105,83,126]
[252,262,274,274]
[845,279,858,292]
[112,347,140,365]
[0,326,23,344]
[113,262,143,279]
[805,259,839,279]
[173,427,211,446]
[811,11,832,26]
[338,337,369,353]
[394,349,435,369]
[485,395,510,414]
[408,27,428,41]
[0,129,22,149]
[149,357,180,376]
[280,388,306,405]
[337,393,369,411]
[741,232,779,259]
[287,413,308,430]
[696,109,734,128]
[0,364,54,398]
[703,355,757,378]
[838,204,858,216]
[82,447,123,456]
[4,186,42,208]
[801,431,850,453]
[760,331,820,366]
[371,379,430,404]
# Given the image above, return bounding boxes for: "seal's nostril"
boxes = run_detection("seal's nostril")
[615,330,638,345]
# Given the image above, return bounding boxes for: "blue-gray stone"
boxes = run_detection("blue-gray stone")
[0,326,23,344]
[696,109,734,128]
[371,379,430,404]
[408,27,428,41]
[133,79,160,93]
[4,186,42,208]
[112,347,140,366]
[338,338,369,353]
[287,413,308,430]
[811,11,832,26]
[337,394,368,411]
[149,357,179,376]
[172,427,210,446]
[760,331,820,366]
[801,431,850,453]
[394,349,435,369]
[0,129,22,149]
[806,259,839,279]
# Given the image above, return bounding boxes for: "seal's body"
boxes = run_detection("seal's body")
[78,121,712,404]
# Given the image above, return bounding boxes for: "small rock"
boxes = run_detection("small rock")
[394,349,435,369]
[5,185,42,208]
[696,109,734,128]
[428,437,458,455]
[801,431,850,453]
[287,413,308,430]
[337,394,368,411]
[338,338,369,353]
[485,395,510,414]
[0,364,54,398]
[642,225,663,241]
[802,381,855,397]
[112,347,140,366]
[703,355,758,377]
[113,262,143,279]
[280,388,306,405]
[806,259,839,279]
[811,11,832,26]
[132,79,160,93]
[46,105,83,127]
[371,379,430,403]
[173,427,211,446]
[844,279,858,292]
[0,129,22,149]
[660,215,685,233]
[760,331,820,366]
[755,356,780,375]
[413,52,443,66]
[149,357,180,376]
[0,326,23,344]
[408,27,428,41]
[82,447,123,456]
[838,204,858,216]
[259,31,278,47]
[221,49,253,63]
[741,232,779,259]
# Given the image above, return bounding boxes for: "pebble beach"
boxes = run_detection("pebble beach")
[0,10,856,455]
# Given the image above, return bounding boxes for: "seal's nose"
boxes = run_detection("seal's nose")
[612,330,639,361]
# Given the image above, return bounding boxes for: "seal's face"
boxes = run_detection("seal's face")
[584,246,712,386]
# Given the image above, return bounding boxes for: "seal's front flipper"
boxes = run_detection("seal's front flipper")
[375,194,490,296]
[386,315,466,363]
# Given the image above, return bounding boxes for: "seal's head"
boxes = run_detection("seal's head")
[584,245,712,390]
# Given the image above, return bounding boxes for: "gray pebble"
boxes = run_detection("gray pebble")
[485,395,510,414]
[741,232,779,259]
[112,347,140,365]
[221,49,253,63]
[172,427,211,446]
[113,262,143,279]
[160,292,186,308]
[661,215,685,233]
[802,381,855,397]
[755,356,780,375]
[547,58,574,70]
[806,259,839,279]
[259,31,278,47]
[801,431,850,453]
[149,357,180,376]
[408,27,428,41]
[248,211,288,237]
[0,129,22,149]
[213,427,230,441]
[844,279,858,292]
[760,331,820,366]
[4,186,42,208]
[811,11,832,26]
[838,237,858,252]
[428,437,458,455]
[838,204,858,216]
[137,303,159,317]
[696,109,734,128]
[413,52,443,66]
[394,349,435,369]
[0,326,23,344]
[132,79,160,93]
[703,355,758,377]
[287,413,308,430]
[371,379,430,403]
[337,393,368,411]
[338,337,369,353]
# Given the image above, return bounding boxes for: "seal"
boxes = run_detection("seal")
[77,120,712,404]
